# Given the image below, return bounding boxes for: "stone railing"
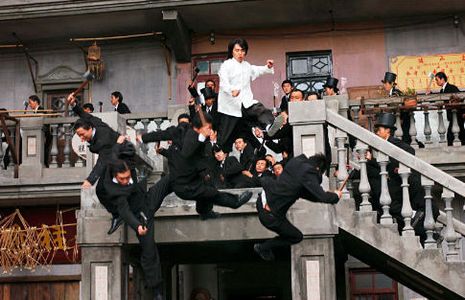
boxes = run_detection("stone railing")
[347,92,465,149]
[316,103,465,261]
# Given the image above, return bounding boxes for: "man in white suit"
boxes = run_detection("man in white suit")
[217,38,283,153]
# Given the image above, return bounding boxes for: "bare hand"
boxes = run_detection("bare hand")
[136,134,143,144]
[210,130,218,143]
[117,135,127,144]
[266,59,274,69]
[199,125,212,138]
[232,90,240,97]
[137,225,148,236]
[188,97,195,105]
[81,180,92,189]
[335,190,343,199]
[67,93,76,105]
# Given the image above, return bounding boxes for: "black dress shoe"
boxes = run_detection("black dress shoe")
[254,243,275,261]
[107,216,124,235]
[199,210,221,221]
[237,191,253,207]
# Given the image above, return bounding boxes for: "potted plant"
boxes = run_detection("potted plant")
[402,87,417,108]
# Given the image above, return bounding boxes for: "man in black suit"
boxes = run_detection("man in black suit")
[210,144,251,189]
[96,157,164,300]
[279,79,293,113]
[27,95,52,167]
[139,113,253,219]
[188,87,220,130]
[352,113,439,242]
[69,94,121,188]
[254,153,341,261]
[111,91,131,114]
[434,72,465,145]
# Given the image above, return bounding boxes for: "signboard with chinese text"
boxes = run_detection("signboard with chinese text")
[390,53,465,92]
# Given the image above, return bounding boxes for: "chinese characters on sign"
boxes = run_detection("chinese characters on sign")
[390,53,465,91]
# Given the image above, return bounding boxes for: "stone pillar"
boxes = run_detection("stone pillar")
[78,188,129,299]
[289,101,338,299]
[19,117,45,178]
[289,101,327,157]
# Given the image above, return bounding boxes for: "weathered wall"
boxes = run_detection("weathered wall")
[176,23,386,107]
[0,40,172,113]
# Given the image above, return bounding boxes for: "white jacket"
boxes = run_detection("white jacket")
[218,58,274,117]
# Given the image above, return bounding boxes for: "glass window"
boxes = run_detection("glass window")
[355,273,372,289]
[287,51,332,95]
[196,61,209,75]
[374,274,393,289]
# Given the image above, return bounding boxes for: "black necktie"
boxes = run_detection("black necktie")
[440,88,444,93]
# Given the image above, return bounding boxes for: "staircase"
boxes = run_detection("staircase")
[323,107,465,299]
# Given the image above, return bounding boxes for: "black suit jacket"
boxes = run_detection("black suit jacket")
[441,83,460,94]
[116,102,131,114]
[188,102,220,130]
[73,104,119,184]
[261,154,339,218]
[96,166,145,231]
[279,95,289,113]
[239,143,265,171]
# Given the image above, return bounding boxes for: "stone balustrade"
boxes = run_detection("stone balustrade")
[322,106,465,262]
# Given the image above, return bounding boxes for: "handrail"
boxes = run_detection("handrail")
[326,110,465,197]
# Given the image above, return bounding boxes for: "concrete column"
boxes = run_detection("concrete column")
[78,188,129,299]
[288,100,339,300]
[19,117,45,178]
[289,101,327,157]
[291,237,337,300]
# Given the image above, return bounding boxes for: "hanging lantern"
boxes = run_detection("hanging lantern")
[87,41,104,80]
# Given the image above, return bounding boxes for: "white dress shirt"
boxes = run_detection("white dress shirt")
[218,58,274,117]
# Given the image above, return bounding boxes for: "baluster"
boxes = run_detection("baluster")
[442,188,459,261]
[366,105,374,132]
[423,108,432,146]
[49,124,59,168]
[351,106,360,125]
[141,118,150,133]
[377,152,393,225]
[335,130,349,199]
[8,128,15,167]
[398,164,414,236]
[451,109,461,146]
[62,124,71,167]
[408,112,418,148]
[421,176,436,248]
[437,109,447,144]
[127,119,137,129]
[394,112,403,140]
[154,118,164,131]
[356,141,371,212]
[0,131,4,159]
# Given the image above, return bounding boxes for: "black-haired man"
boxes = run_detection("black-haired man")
[82,103,94,113]
[280,79,293,113]
[434,72,464,145]
[254,153,341,261]
[28,95,52,167]
[217,38,284,152]
[139,113,253,219]
[96,157,164,299]
[189,87,219,130]
[111,91,131,114]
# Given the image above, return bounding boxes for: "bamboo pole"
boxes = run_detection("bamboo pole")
[70,32,162,42]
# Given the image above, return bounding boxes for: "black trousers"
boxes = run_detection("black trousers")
[256,197,303,251]
[137,217,162,288]
[173,179,241,215]
[218,103,274,153]
[145,175,173,216]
